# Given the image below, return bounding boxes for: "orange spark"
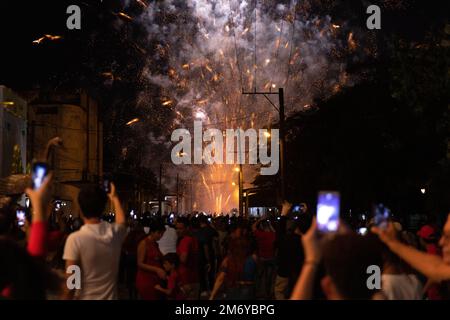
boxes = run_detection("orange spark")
[126,118,139,126]
[136,0,148,8]
[117,12,133,22]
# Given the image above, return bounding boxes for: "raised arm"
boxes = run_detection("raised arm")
[373,223,450,282]
[291,218,321,300]
[108,183,126,225]
[25,172,53,257]
[209,258,228,300]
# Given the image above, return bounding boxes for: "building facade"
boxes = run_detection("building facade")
[0,86,27,178]
[27,90,103,216]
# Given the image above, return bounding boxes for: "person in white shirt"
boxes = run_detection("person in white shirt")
[63,183,127,300]
[157,224,178,255]
[382,273,423,300]
[380,228,424,300]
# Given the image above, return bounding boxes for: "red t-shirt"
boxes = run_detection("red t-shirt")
[167,270,185,300]
[254,230,276,259]
[176,235,199,285]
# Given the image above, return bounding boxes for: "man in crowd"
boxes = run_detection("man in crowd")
[63,183,127,299]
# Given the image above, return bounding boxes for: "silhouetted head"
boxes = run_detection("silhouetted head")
[77,185,107,219]
[0,236,60,299]
[321,233,383,300]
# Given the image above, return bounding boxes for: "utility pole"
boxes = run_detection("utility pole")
[190,178,193,213]
[236,129,244,217]
[239,163,243,216]
[176,173,179,214]
[242,87,286,203]
[158,164,162,216]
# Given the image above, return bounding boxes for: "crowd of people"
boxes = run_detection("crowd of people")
[0,167,449,300]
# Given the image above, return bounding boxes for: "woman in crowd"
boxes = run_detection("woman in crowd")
[209,237,257,300]
[373,213,450,298]
[135,220,167,300]
[380,234,424,299]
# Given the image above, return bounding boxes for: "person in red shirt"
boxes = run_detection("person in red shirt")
[417,224,443,299]
[175,217,200,299]
[155,253,185,300]
[252,218,276,298]
[1,173,59,299]
[136,220,166,300]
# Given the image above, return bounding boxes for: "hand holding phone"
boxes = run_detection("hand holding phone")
[16,209,26,227]
[103,179,111,194]
[374,204,390,230]
[316,191,340,233]
[25,168,53,222]
[32,162,48,190]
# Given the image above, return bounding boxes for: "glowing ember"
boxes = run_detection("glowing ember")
[117,12,133,22]
[126,118,140,126]
[195,110,207,120]
[135,0,148,9]
[32,34,62,44]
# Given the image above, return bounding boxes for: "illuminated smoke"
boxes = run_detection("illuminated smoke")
[125,0,354,213]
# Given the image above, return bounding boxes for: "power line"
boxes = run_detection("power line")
[253,0,257,90]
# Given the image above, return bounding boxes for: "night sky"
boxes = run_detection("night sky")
[1,0,449,216]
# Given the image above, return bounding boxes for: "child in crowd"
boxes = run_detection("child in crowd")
[154,253,185,300]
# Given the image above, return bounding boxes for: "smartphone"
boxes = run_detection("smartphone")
[32,162,48,190]
[103,179,111,193]
[292,205,301,213]
[16,209,26,227]
[374,204,390,230]
[358,227,368,235]
[317,191,340,233]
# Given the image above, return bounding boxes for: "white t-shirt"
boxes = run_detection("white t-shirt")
[63,221,128,300]
[382,274,424,300]
[157,225,178,255]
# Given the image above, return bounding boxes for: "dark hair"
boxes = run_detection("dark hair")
[77,185,107,219]
[176,217,189,227]
[149,219,166,234]
[0,236,60,299]
[225,238,253,286]
[295,213,313,234]
[197,215,208,225]
[0,206,14,235]
[190,217,200,229]
[322,233,383,300]
[162,253,179,268]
